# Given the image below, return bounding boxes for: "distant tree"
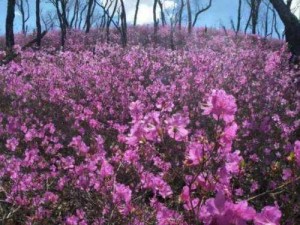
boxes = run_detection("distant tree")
[270,0,300,56]
[236,0,242,33]
[6,0,16,51]
[187,0,192,33]
[49,0,69,48]
[192,0,212,27]
[120,0,127,47]
[158,0,167,26]
[16,0,30,35]
[187,0,213,33]
[178,0,185,30]
[86,0,95,33]
[95,0,118,43]
[133,0,140,26]
[244,0,262,34]
[153,0,159,35]
[36,0,42,47]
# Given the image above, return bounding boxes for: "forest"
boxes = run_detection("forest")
[0,0,299,224]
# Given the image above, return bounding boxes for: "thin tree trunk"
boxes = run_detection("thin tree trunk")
[236,0,242,33]
[192,0,212,27]
[120,0,127,47]
[153,0,159,35]
[6,0,16,50]
[264,2,270,37]
[36,0,42,47]
[134,0,140,26]
[178,0,184,30]
[86,0,94,33]
[270,0,300,56]
[187,0,192,33]
[158,0,166,26]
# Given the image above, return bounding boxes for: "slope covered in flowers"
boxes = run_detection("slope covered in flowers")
[0,28,299,224]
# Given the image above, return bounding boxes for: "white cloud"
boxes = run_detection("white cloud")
[291,0,300,19]
[15,11,22,17]
[124,0,176,25]
[163,0,177,10]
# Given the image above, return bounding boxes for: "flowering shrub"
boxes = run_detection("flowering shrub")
[0,27,299,224]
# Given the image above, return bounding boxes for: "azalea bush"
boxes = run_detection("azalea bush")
[0,27,299,224]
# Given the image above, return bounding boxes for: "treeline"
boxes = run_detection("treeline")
[4,0,300,56]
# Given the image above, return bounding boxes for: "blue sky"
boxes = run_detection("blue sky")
[0,0,285,35]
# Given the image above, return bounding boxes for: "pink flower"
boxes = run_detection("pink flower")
[5,137,19,151]
[254,206,281,225]
[166,113,189,141]
[113,183,132,215]
[99,160,114,177]
[294,140,300,166]
[129,100,144,122]
[202,89,237,123]
[69,136,89,155]
[200,192,256,224]
[186,142,203,165]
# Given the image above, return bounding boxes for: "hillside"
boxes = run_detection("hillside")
[0,28,299,224]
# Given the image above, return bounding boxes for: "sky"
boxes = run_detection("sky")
[0,0,298,35]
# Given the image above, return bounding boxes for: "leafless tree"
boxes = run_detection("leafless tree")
[153,0,159,35]
[86,0,95,33]
[269,0,300,56]
[16,0,30,35]
[186,0,212,33]
[192,0,212,26]
[48,0,70,48]
[95,0,118,43]
[244,0,262,34]
[36,0,42,47]
[69,0,79,28]
[120,0,127,47]
[187,0,192,33]
[158,0,167,26]
[236,0,242,33]
[133,0,140,26]
[178,0,185,30]
[6,0,16,51]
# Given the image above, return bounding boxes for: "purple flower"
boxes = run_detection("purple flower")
[166,113,189,141]
[294,140,300,166]
[69,136,89,155]
[254,206,281,225]
[186,142,204,165]
[5,137,19,151]
[113,183,132,215]
[203,89,237,123]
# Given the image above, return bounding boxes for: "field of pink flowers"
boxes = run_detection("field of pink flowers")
[0,28,299,224]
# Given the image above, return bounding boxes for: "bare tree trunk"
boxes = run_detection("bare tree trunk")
[178,0,184,30]
[158,0,166,26]
[54,0,67,49]
[134,0,140,26]
[270,0,300,56]
[78,4,87,29]
[192,0,212,27]
[36,0,42,47]
[106,0,118,43]
[187,0,192,33]
[236,0,242,33]
[61,0,69,28]
[120,0,127,47]
[264,1,270,37]
[16,0,30,35]
[6,0,16,51]
[247,0,262,35]
[86,0,94,33]
[70,0,79,28]
[153,0,159,35]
